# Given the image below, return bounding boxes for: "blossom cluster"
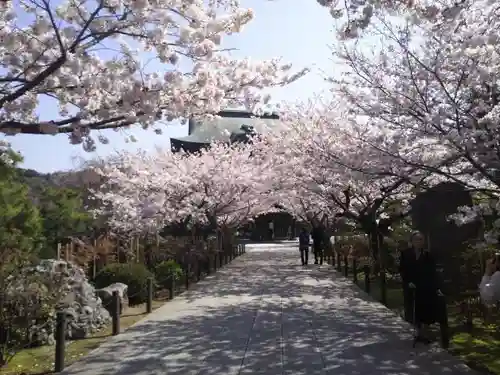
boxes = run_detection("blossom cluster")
[318,0,500,246]
[92,139,281,233]
[0,0,306,149]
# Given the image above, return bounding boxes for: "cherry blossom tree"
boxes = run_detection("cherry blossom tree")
[335,19,498,188]
[93,139,280,239]
[325,3,500,248]
[264,101,421,265]
[267,133,340,225]
[316,0,495,41]
[0,0,306,150]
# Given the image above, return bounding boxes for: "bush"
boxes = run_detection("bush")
[94,263,154,305]
[154,260,183,290]
[1,266,64,365]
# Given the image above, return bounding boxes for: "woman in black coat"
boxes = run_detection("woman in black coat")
[399,231,443,343]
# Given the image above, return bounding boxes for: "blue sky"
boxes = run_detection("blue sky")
[1,0,336,173]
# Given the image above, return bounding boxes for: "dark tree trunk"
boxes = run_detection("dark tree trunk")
[0,292,8,368]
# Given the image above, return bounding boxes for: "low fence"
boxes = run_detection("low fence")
[41,243,246,373]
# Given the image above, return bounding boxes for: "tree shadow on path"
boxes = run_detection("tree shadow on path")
[60,248,476,375]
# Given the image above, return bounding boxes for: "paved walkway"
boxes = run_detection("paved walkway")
[61,243,475,375]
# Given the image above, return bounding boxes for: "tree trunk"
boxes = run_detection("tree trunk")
[0,292,8,367]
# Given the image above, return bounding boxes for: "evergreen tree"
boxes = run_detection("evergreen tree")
[39,187,91,258]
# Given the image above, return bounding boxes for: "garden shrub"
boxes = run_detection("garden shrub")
[94,263,154,305]
[154,260,183,290]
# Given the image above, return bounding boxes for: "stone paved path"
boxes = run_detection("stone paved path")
[61,242,476,375]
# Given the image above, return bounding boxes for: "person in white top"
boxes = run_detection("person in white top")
[479,254,500,304]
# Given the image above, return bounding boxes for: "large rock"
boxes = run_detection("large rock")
[7,259,112,345]
[96,283,129,315]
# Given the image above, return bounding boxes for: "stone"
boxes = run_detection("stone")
[96,283,129,315]
[6,259,112,346]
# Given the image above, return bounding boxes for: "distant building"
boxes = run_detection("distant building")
[170,110,296,241]
[170,110,281,153]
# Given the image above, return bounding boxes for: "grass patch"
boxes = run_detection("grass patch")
[449,330,500,374]
[0,300,166,375]
[446,303,500,375]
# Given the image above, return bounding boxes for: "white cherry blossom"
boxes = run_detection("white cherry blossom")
[93,139,281,234]
[0,0,306,150]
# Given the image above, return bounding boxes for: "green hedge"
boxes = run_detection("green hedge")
[94,263,154,305]
[154,260,183,290]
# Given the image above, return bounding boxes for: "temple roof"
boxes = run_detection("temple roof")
[170,110,282,148]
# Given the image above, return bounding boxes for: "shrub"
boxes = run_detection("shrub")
[1,267,64,365]
[94,263,154,305]
[154,260,183,290]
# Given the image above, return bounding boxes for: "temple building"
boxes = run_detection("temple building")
[170,110,281,152]
[170,110,296,240]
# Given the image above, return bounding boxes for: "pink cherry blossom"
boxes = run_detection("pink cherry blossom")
[93,138,281,233]
[0,0,307,149]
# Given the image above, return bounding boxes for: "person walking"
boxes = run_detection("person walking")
[268,221,274,240]
[298,227,310,266]
[399,231,443,344]
[311,222,325,265]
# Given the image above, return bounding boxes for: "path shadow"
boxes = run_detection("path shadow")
[60,247,476,375]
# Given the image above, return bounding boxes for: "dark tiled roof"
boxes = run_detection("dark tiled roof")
[171,110,282,146]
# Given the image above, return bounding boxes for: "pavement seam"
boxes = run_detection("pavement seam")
[236,287,266,374]
[280,295,285,375]
[309,309,328,374]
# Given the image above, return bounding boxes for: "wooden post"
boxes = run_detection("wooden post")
[112,291,120,335]
[54,311,66,372]
[197,259,202,281]
[155,232,160,265]
[440,295,450,349]
[92,239,97,279]
[136,236,140,263]
[169,273,175,300]
[146,278,153,313]
[206,257,211,275]
[129,237,134,262]
[352,258,358,283]
[479,251,486,275]
[363,265,371,293]
[380,270,387,305]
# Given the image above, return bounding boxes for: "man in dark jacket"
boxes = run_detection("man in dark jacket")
[298,228,310,265]
[311,223,325,265]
